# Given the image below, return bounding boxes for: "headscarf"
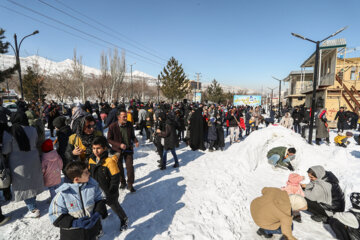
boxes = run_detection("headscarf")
[70,106,85,129]
[77,116,96,158]
[10,111,30,152]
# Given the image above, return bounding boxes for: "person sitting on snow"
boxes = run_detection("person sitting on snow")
[301,165,345,223]
[250,187,307,240]
[327,192,360,240]
[334,131,353,148]
[267,147,296,171]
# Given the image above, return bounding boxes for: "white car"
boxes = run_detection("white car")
[3,102,18,113]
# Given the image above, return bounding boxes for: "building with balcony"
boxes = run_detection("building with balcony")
[299,39,360,121]
[283,70,313,107]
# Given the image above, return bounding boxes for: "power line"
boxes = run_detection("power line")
[38,0,167,62]
[54,0,166,60]
[7,0,164,66]
[0,5,161,67]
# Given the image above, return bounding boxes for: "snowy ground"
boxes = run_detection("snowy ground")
[1,125,360,240]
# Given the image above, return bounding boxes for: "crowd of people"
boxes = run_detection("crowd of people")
[0,97,359,240]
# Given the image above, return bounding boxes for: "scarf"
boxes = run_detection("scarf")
[77,117,95,158]
[10,111,30,152]
[70,106,85,129]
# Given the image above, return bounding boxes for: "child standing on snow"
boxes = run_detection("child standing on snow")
[328,192,360,240]
[334,131,353,148]
[88,136,128,232]
[41,139,63,199]
[49,161,107,240]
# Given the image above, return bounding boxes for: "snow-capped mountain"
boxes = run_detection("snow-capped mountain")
[0,54,157,83]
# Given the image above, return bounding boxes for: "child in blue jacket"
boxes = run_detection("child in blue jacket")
[49,161,108,240]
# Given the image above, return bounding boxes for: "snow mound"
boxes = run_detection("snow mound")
[1,127,360,239]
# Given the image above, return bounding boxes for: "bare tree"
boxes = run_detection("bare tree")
[71,49,85,102]
[108,48,125,101]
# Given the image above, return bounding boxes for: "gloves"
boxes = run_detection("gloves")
[84,212,101,229]
[286,163,294,171]
[72,216,91,228]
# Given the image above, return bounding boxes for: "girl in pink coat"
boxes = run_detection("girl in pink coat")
[281,173,305,196]
[41,139,63,199]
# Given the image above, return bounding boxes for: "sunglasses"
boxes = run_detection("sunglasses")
[86,124,96,129]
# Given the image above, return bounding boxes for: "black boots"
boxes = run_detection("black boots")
[256,228,273,238]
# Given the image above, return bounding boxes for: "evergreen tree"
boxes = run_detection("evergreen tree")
[159,57,189,103]
[22,66,46,100]
[207,79,224,103]
[0,28,17,83]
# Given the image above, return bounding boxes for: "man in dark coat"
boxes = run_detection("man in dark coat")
[189,108,205,151]
[104,103,118,128]
[107,109,139,193]
[334,107,347,133]
[156,113,179,170]
[292,107,303,134]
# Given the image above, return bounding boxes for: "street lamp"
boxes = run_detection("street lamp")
[291,26,347,144]
[267,86,277,109]
[272,76,284,116]
[8,30,39,99]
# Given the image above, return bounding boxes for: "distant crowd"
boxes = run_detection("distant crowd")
[0,97,359,240]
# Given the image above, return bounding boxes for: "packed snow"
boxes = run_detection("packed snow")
[1,125,360,240]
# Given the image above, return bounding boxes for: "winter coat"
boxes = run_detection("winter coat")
[65,130,103,163]
[333,208,360,239]
[159,118,178,150]
[190,108,206,151]
[304,165,345,215]
[2,126,44,201]
[315,109,329,139]
[252,110,261,126]
[267,147,287,163]
[138,109,147,123]
[48,178,107,240]
[88,153,120,204]
[291,110,303,125]
[250,187,296,240]
[104,108,117,128]
[0,105,12,124]
[226,113,240,127]
[334,135,348,145]
[127,111,134,125]
[107,121,138,153]
[56,125,72,166]
[42,150,63,187]
[207,124,217,141]
[335,111,347,123]
[281,173,305,197]
[280,113,294,129]
[146,111,154,128]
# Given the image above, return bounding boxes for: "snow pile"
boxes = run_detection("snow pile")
[1,126,360,239]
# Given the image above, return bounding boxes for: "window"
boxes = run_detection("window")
[351,67,356,80]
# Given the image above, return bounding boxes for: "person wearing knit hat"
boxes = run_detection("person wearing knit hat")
[328,192,360,240]
[41,139,63,200]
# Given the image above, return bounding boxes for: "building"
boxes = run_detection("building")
[283,70,313,107]
[299,39,360,121]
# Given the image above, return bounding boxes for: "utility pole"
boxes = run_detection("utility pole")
[195,72,201,102]
[272,76,283,117]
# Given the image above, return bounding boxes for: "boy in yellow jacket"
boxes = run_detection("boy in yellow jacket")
[334,132,353,148]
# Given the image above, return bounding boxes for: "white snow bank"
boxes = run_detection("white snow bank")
[1,126,360,240]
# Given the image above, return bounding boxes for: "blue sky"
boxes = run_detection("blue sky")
[1,0,360,90]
